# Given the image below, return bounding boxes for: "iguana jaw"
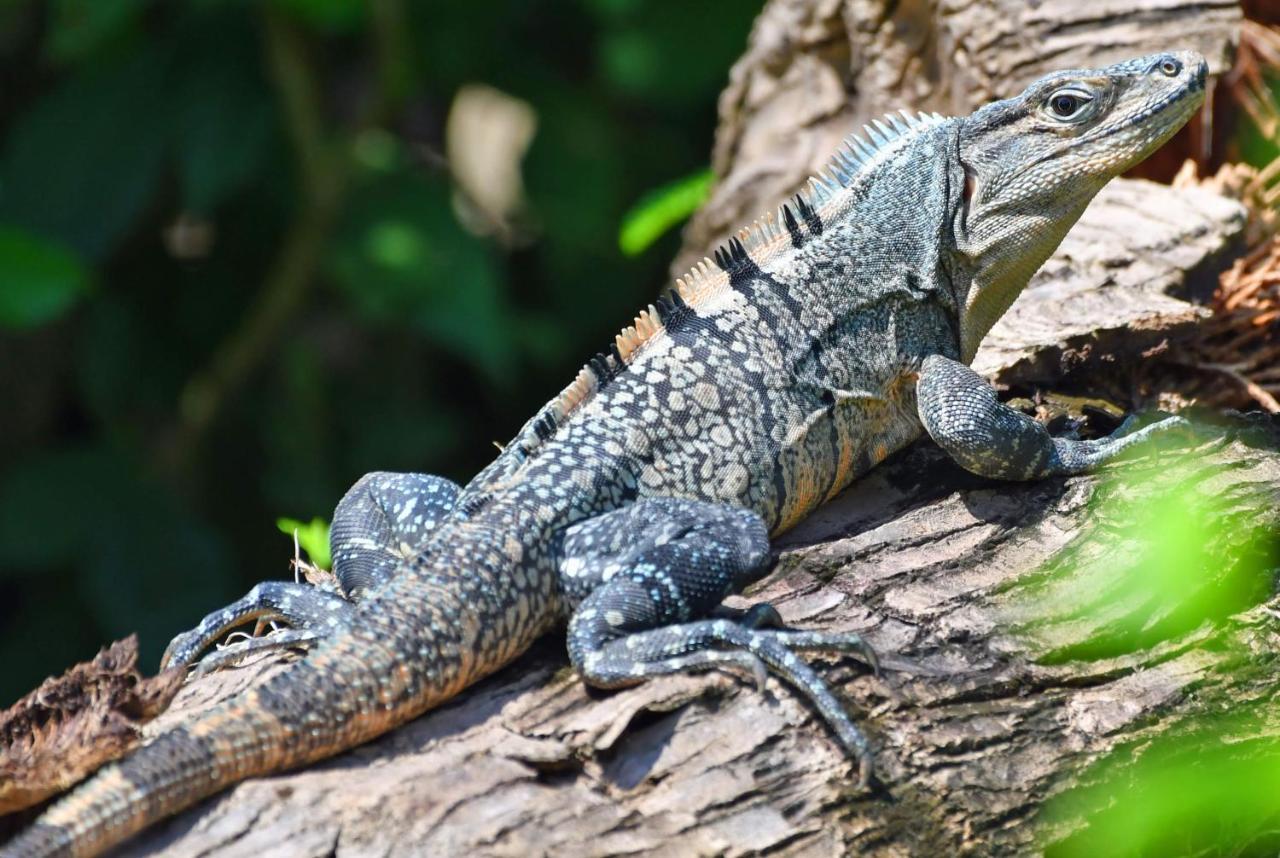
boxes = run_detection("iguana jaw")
[951,50,1207,364]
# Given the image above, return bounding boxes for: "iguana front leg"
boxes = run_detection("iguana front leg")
[162,472,461,671]
[558,498,877,781]
[917,354,1187,479]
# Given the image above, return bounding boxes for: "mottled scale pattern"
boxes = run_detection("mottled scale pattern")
[2,52,1209,858]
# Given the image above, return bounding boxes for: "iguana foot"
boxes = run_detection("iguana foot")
[161,581,353,671]
[558,497,876,784]
[918,354,1194,479]
[163,470,463,673]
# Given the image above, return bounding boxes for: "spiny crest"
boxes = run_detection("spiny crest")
[514,107,950,457]
[694,108,950,273]
[808,108,949,204]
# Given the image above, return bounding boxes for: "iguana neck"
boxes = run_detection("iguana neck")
[949,189,1096,364]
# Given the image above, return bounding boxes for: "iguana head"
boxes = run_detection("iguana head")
[952,50,1207,363]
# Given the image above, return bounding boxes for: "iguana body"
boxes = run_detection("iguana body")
[3,51,1206,857]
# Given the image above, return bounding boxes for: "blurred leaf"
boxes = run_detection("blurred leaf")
[1235,91,1280,172]
[45,0,146,63]
[75,294,143,425]
[84,502,229,668]
[1012,449,1274,664]
[601,29,661,95]
[328,172,513,380]
[0,226,91,328]
[353,128,403,173]
[1042,716,1280,857]
[341,388,466,479]
[271,0,364,32]
[618,168,712,256]
[0,445,231,672]
[260,340,340,517]
[0,46,169,259]
[581,0,643,19]
[276,516,331,569]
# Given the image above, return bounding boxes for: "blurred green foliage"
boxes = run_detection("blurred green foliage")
[1043,713,1280,857]
[1015,448,1275,665]
[0,0,757,702]
[1015,446,1280,855]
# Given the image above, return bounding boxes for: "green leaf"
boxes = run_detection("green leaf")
[618,168,713,257]
[0,226,91,328]
[45,0,147,63]
[0,446,121,571]
[1013,448,1273,666]
[276,516,331,570]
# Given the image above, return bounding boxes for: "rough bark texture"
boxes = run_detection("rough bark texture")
[0,637,181,817]
[68,3,1280,856]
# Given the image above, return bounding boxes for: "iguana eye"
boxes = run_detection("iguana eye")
[1044,88,1092,121]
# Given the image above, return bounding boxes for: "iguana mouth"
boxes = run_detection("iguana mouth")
[1084,54,1206,150]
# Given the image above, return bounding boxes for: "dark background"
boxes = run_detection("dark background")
[0,0,759,703]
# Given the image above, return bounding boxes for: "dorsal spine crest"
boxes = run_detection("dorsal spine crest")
[511,106,951,458]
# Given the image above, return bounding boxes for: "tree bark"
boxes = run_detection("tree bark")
[112,3,1280,856]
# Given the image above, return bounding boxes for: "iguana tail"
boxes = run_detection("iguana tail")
[1,638,417,858]
[2,519,553,858]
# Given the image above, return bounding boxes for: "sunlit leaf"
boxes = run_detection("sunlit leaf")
[0,226,91,328]
[276,516,331,570]
[618,168,713,256]
[1009,445,1273,664]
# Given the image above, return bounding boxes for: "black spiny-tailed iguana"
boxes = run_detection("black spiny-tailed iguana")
[3,50,1207,858]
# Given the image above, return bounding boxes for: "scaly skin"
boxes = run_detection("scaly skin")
[2,51,1205,857]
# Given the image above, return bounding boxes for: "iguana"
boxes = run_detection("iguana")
[2,50,1206,858]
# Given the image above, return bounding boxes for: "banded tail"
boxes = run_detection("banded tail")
[2,511,560,858]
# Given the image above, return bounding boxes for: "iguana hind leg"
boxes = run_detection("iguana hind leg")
[917,354,1188,479]
[328,471,461,597]
[163,471,461,671]
[559,497,875,780]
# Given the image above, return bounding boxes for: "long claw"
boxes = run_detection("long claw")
[191,629,321,678]
[751,657,768,693]
[856,639,880,677]
[856,753,873,789]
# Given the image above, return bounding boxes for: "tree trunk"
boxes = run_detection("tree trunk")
[115,3,1280,856]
